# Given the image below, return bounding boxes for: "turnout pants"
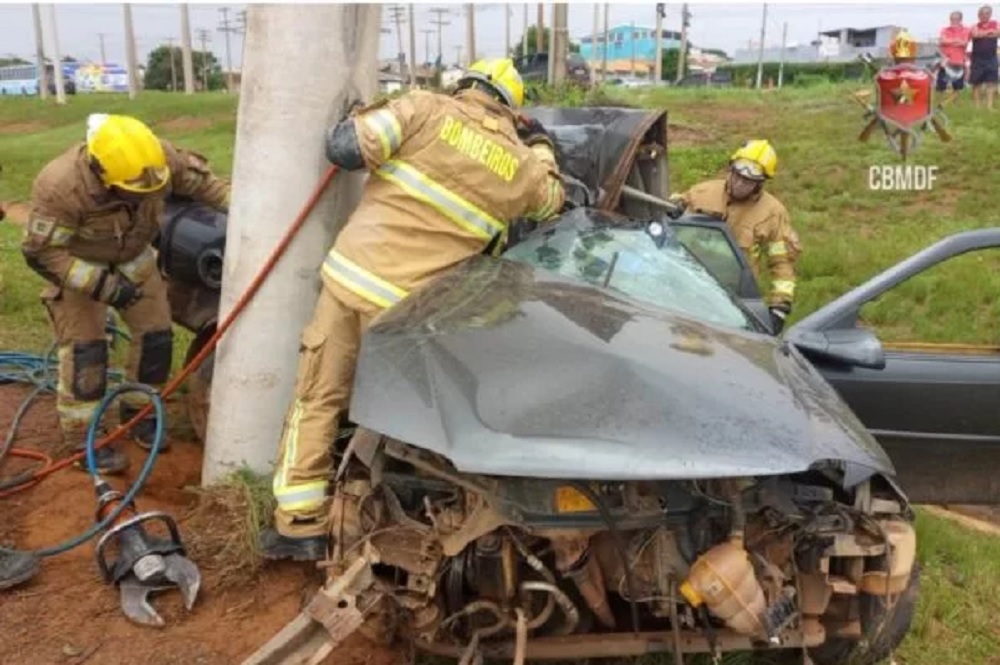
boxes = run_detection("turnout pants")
[272,285,378,538]
[42,267,173,450]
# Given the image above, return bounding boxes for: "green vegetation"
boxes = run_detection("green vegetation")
[1,85,999,662]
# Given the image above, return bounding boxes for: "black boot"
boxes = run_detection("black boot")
[120,403,168,452]
[70,426,129,475]
[258,528,328,561]
[0,551,40,591]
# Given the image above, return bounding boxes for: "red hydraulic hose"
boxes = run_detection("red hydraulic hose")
[0,165,341,498]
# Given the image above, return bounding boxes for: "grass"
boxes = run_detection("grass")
[2,86,1000,662]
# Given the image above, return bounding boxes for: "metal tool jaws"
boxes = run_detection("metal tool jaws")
[118,552,202,627]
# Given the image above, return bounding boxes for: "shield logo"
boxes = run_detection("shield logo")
[875,65,934,132]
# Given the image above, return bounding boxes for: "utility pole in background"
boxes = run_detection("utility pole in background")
[430,7,449,70]
[547,3,555,83]
[654,3,664,84]
[421,28,434,64]
[778,20,788,88]
[218,7,238,93]
[408,4,417,88]
[166,36,178,91]
[630,20,636,77]
[203,4,382,482]
[124,4,139,99]
[601,3,609,83]
[504,4,510,58]
[195,27,211,91]
[465,4,475,66]
[45,4,65,104]
[536,3,544,53]
[32,4,48,100]
[522,4,528,58]
[676,3,690,83]
[387,4,405,71]
[551,2,568,85]
[590,3,599,85]
[755,3,768,89]
[98,32,108,65]
[455,44,463,67]
[180,3,195,94]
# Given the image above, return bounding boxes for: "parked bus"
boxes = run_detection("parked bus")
[0,63,77,96]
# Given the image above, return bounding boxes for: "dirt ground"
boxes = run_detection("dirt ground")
[1,200,30,225]
[0,384,400,665]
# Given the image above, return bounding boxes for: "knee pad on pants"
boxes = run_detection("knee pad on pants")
[70,340,108,401]
[137,329,173,385]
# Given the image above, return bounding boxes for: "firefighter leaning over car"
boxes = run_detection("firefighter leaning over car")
[259,58,566,561]
[21,114,230,475]
[669,139,801,333]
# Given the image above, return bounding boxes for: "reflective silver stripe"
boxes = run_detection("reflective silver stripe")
[65,259,102,291]
[363,109,403,160]
[376,159,505,241]
[768,241,788,257]
[116,246,156,284]
[322,250,409,309]
[50,225,75,247]
[529,179,562,221]
[57,401,99,424]
[772,280,796,296]
[273,481,328,512]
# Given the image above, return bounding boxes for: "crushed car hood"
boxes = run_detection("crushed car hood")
[349,256,894,480]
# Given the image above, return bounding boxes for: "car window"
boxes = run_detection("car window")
[504,224,758,331]
[670,224,744,294]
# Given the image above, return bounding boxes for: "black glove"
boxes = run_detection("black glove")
[93,271,143,310]
[768,304,791,334]
[516,115,555,151]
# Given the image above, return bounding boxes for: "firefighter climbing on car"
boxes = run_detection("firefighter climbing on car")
[668,139,801,333]
[20,114,231,475]
[258,58,567,561]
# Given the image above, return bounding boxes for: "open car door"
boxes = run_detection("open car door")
[785,229,1000,504]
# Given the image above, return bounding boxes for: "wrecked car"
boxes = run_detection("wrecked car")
[161,108,923,662]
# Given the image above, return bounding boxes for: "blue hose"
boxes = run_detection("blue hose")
[0,383,165,559]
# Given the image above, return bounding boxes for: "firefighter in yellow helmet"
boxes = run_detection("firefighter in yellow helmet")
[669,139,801,333]
[259,57,566,561]
[21,114,230,474]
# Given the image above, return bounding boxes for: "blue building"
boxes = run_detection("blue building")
[579,25,683,64]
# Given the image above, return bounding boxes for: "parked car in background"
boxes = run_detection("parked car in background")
[514,51,591,87]
[677,70,733,87]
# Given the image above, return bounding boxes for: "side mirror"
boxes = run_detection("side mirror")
[787,328,886,370]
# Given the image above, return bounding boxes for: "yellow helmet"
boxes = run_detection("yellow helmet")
[86,114,170,193]
[459,58,525,109]
[730,139,778,180]
[890,30,917,59]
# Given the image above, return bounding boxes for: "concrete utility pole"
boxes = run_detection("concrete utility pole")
[755,3,768,89]
[504,4,510,58]
[124,4,139,99]
[536,3,544,53]
[654,3,664,83]
[676,3,690,83]
[455,45,463,67]
[551,2,568,85]
[166,37,178,91]
[630,20,636,77]
[421,28,434,64]
[203,3,381,483]
[522,3,528,58]
[218,7,237,92]
[32,4,48,100]
[547,3,555,84]
[45,4,65,104]
[602,3,609,82]
[180,3,195,94]
[465,4,475,66]
[590,3,599,85]
[778,20,788,88]
[195,27,211,90]
[430,7,449,68]
[387,3,406,71]
[98,32,108,65]
[408,4,417,88]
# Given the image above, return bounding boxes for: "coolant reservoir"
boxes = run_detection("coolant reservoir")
[680,537,767,636]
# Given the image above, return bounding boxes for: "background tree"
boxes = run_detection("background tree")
[511,25,579,59]
[0,57,30,67]
[144,45,224,91]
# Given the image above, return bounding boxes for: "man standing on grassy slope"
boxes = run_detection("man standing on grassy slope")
[20,114,230,474]
[669,139,801,334]
[258,58,566,562]
[938,11,972,100]
[969,5,1000,109]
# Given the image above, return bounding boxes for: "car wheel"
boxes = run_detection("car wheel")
[183,325,216,444]
[809,563,921,665]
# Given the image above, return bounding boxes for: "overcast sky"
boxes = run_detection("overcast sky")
[0,2,987,70]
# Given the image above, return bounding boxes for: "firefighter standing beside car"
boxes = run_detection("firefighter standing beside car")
[669,139,801,333]
[20,114,230,474]
[259,58,566,561]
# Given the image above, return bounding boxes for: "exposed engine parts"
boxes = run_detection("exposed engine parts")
[282,432,918,663]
